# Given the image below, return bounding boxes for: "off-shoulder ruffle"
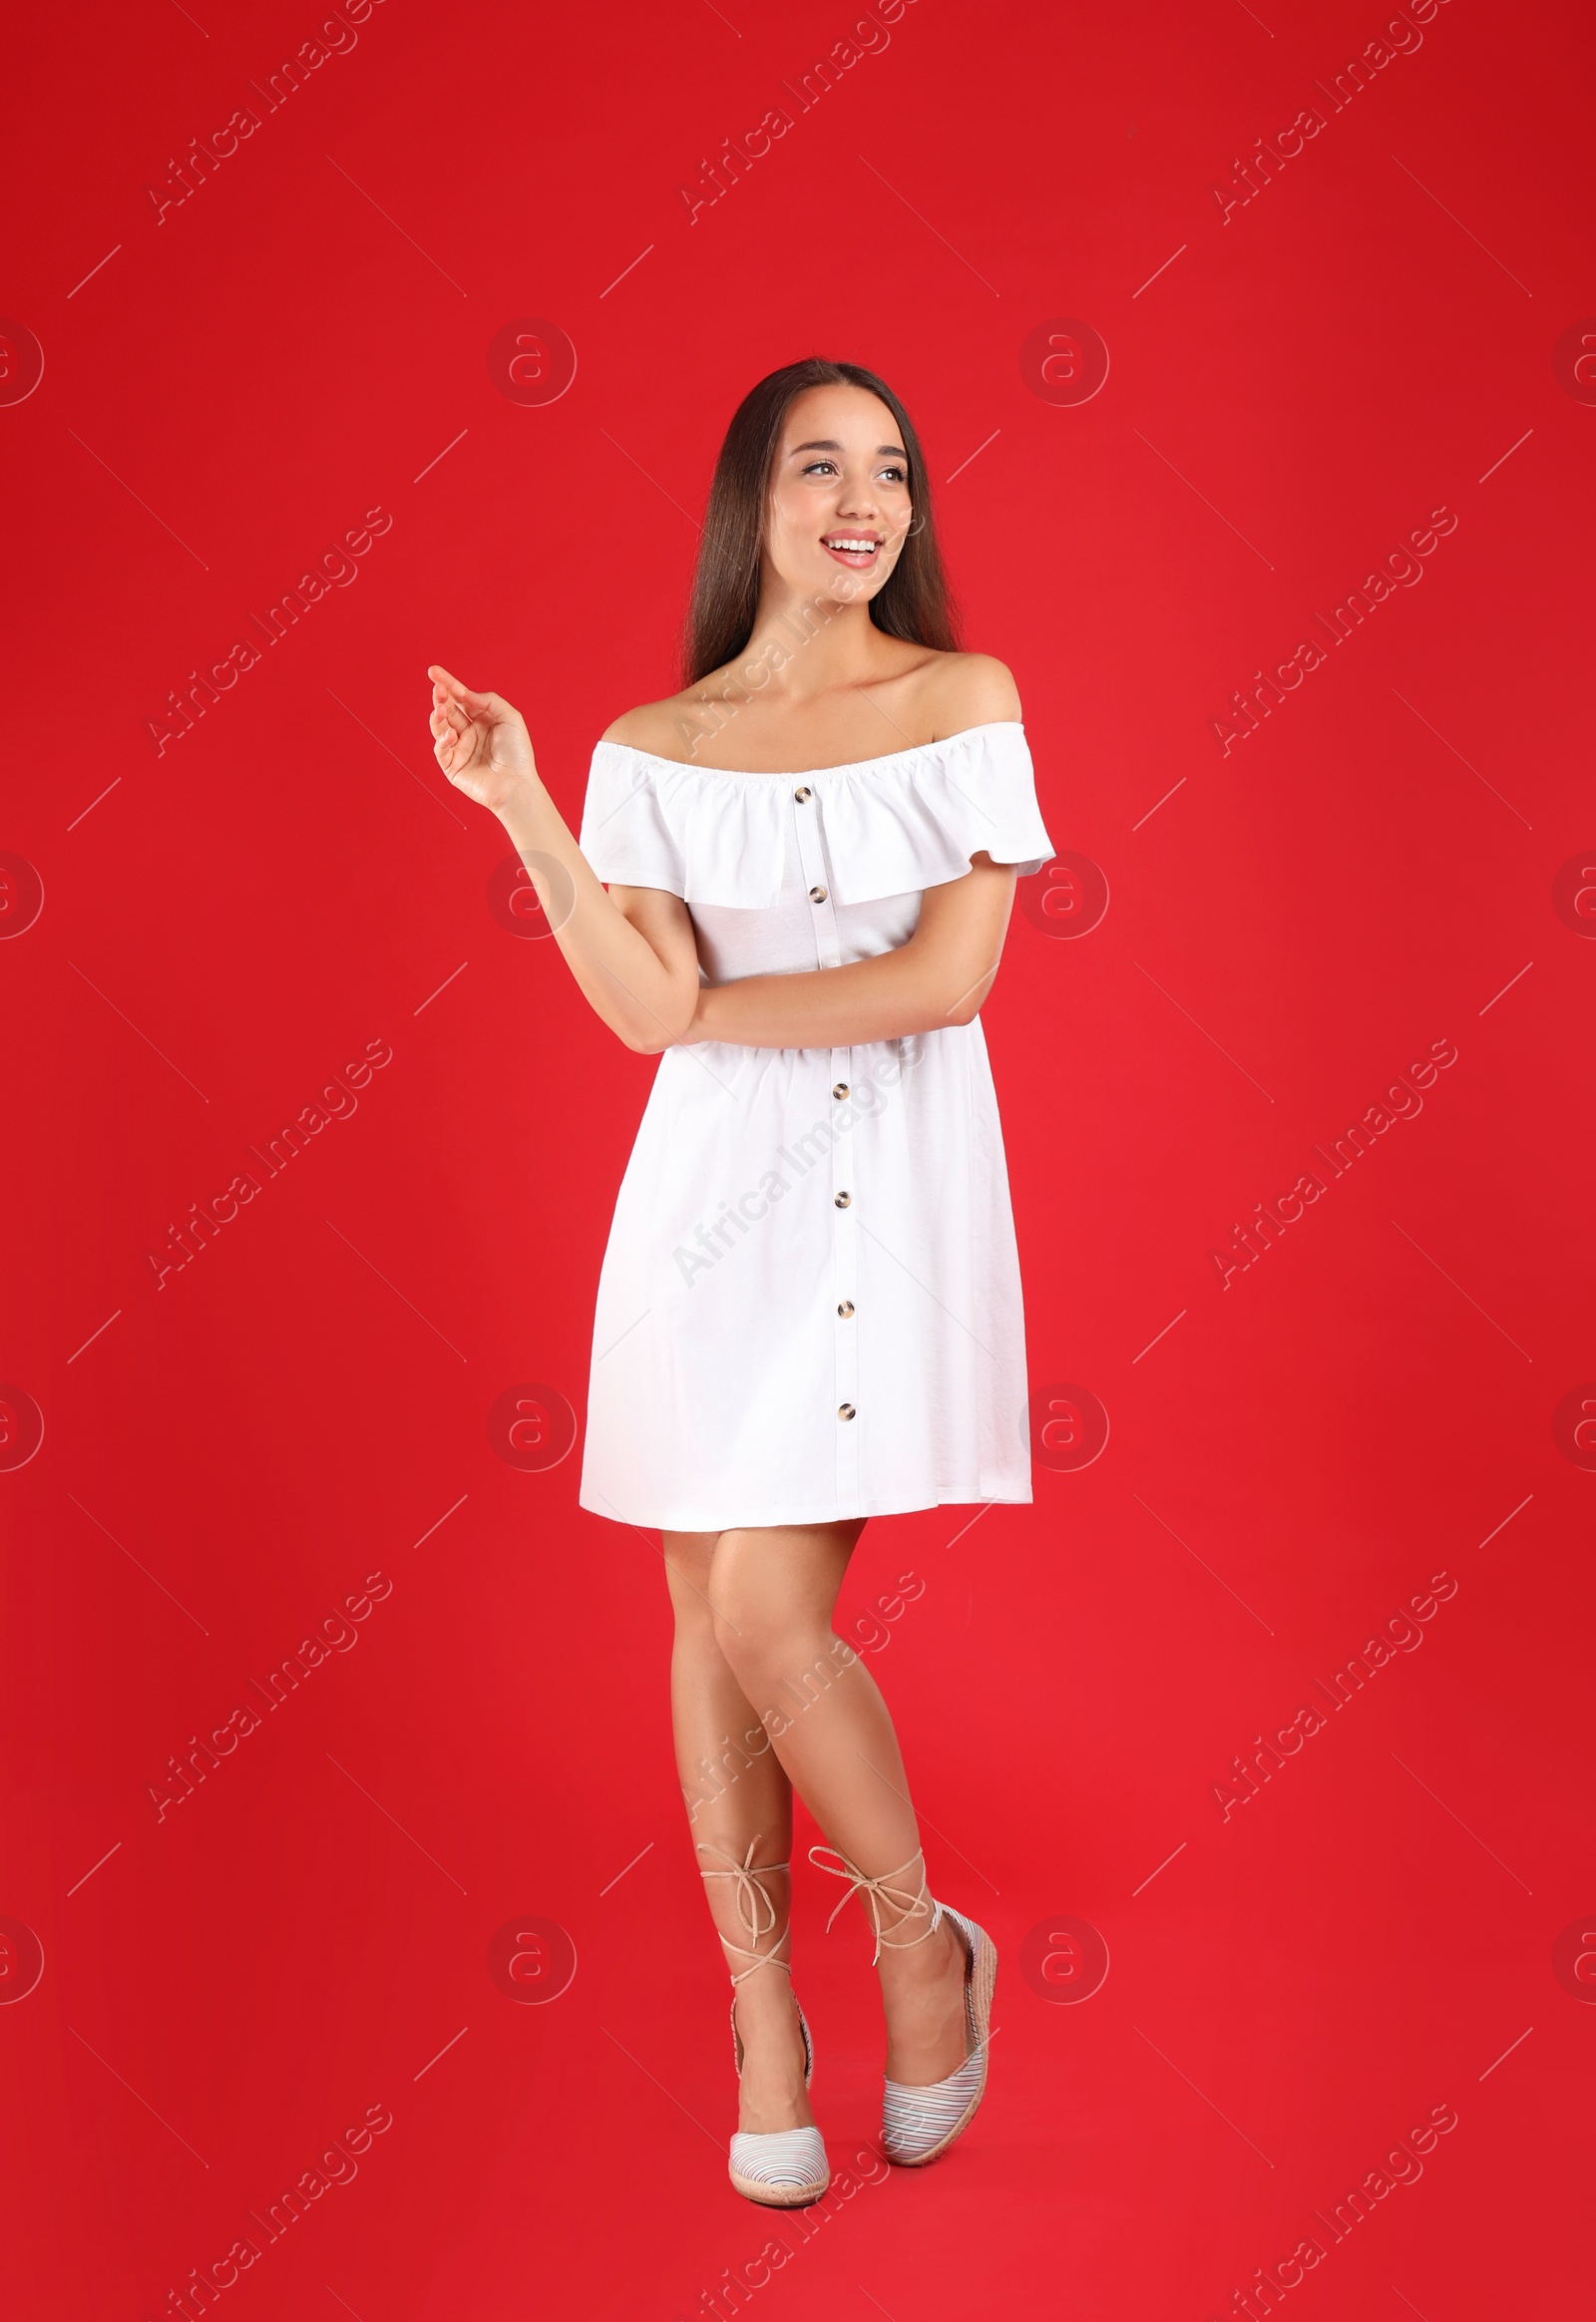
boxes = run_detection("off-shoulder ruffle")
[577,722,1054,908]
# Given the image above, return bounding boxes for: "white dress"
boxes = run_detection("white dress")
[575,720,1055,1532]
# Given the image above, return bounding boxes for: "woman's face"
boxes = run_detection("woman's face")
[762,383,915,605]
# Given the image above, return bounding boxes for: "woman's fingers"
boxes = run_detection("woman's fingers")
[427,663,496,719]
[426,665,514,787]
[432,671,522,742]
[430,690,483,777]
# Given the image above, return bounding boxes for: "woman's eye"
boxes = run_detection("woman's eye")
[798,458,906,482]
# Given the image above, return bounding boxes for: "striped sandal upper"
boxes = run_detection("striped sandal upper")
[728,2125,830,2200]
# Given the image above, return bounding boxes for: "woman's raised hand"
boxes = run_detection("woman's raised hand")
[427,665,538,815]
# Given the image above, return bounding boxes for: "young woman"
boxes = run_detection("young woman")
[427,357,1052,2206]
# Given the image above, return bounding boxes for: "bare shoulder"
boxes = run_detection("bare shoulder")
[600,691,711,758]
[922,650,1023,736]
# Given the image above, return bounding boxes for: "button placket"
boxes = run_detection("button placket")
[790,782,860,1506]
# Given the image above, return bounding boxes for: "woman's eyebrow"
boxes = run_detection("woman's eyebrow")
[788,438,909,459]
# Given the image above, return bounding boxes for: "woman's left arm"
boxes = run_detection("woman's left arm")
[678,858,1019,1049]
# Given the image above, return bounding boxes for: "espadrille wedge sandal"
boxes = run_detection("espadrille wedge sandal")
[809,1844,997,2167]
[698,1838,830,2207]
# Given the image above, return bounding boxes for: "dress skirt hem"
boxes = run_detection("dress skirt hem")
[579,1482,1032,1533]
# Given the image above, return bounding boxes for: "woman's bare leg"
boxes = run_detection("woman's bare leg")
[705,1522,969,2088]
[662,1530,813,2135]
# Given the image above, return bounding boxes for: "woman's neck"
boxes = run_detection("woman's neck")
[730,582,897,709]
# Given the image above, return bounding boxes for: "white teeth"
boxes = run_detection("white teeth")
[826,538,877,553]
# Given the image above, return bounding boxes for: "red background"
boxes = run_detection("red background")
[3,0,1593,2314]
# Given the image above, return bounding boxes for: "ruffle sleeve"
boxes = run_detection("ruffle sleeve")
[578,722,1054,910]
[816,723,1054,905]
[578,746,689,896]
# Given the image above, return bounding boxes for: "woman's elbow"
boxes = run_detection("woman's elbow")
[940,968,998,1028]
[617,1020,680,1055]
[615,989,701,1053]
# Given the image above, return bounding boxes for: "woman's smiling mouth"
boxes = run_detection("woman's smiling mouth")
[821,533,882,569]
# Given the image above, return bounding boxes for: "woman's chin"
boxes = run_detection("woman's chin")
[818,566,876,604]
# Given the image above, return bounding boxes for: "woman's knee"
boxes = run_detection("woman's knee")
[709,1577,830,1693]
[698,1524,855,1676]
[714,1624,826,1713]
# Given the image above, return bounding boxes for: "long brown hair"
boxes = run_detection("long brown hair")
[682,358,961,685]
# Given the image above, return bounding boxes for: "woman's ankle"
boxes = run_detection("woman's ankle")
[732,1982,810,2114]
[877,1912,962,1991]
[733,1972,801,2037]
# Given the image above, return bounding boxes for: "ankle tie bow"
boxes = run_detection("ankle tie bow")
[807,1844,942,1967]
[697,1837,793,1985]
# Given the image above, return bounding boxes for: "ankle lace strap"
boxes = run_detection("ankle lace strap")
[696,1838,793,1987]
[807,1844,942,1967]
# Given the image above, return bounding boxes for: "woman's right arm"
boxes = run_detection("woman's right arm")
[427,665,700,1054]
